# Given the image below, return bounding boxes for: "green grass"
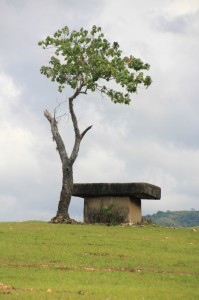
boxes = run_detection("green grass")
[0,222,198,299]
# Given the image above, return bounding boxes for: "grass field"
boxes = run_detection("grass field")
[0,222,198,299]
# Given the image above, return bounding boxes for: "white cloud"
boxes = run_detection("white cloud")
[75,146,126,183]
[0,73,37,177]
[0,72,62,220]
[166,0,199,16]
[0,72,21,116]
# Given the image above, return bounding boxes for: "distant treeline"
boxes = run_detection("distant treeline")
[143,210,199,227]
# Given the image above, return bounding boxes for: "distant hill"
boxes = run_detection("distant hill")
[143,210,199,227]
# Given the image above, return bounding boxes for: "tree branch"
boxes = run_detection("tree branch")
[68,80,85,136]
[81,125,93,140]
[44,110,69,163]
[70,124,93,164]
[67,80,93,164]
[69,97,80,138]
[70,138,81,164]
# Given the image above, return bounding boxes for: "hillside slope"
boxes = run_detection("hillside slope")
[143,210,199,227]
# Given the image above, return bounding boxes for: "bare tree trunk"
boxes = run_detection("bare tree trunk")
[44,85,92,223]
[44,109,74,223]
[51,161,74,223]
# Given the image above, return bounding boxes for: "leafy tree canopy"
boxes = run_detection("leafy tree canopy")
[38,25,152,104]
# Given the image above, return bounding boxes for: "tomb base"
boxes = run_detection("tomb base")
[84,196,141,224]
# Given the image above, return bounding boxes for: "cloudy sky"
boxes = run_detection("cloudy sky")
[0,0,199,222]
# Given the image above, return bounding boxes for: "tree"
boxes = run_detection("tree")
[38,25,152,223]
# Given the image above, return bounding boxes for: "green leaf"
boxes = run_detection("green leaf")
[39,25,152,102]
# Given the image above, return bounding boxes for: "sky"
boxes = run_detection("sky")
[0,0,199,222]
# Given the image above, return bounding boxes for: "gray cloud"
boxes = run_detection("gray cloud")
[152,10,199,35]
[153,14,189,35]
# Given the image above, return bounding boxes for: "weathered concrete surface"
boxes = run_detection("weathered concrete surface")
[84,196,141,224]
[73,182,161,199]
[73,183,161,224]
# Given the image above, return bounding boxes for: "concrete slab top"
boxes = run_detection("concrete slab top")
[73,182,161,200]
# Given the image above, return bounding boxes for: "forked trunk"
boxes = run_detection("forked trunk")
[44,87,92,224]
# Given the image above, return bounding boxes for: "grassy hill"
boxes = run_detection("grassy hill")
[0,222,198,299]
[143,210,199,227]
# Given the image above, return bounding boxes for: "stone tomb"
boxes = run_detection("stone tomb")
[73,183,161,224]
